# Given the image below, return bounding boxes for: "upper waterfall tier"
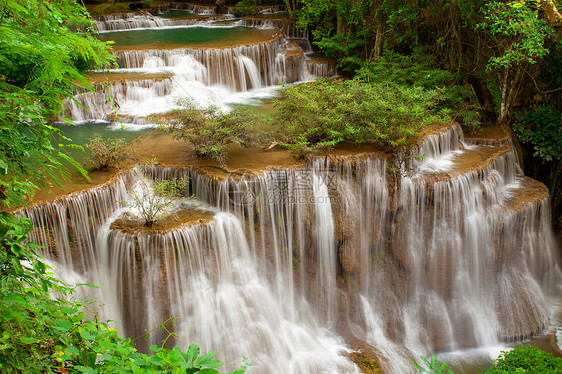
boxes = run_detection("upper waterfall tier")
[94,12,235,32]
[66,36,334,122]
[79,9,337,125]
[240,14,309,39]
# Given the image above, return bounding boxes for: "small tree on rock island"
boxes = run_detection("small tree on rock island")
[127,176,188,226]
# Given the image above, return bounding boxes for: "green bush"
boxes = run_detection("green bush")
[162,100,263,167]
[481,345,562,374]
[273,78,444,156]
[128,176,189,226]
[355,50,481,132]
[513,106,562,164]
[85,134,133,170]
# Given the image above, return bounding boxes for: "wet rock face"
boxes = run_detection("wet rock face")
[14,122,562,373]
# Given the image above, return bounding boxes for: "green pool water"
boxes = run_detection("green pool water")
[56,122,151,164]
[98,26,272,49]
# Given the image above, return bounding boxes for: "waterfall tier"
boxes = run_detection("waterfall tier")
[240,15,309,39]
[77,6,335,126]
[94,13,234,32]
[66,36,333,122]
[16,123,561,373]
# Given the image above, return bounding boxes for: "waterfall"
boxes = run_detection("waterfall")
[16,168,358,373]
[15,122,561,373]
[94,13,173,32]
[68,37,334,123]
[77,7,337,126]
[237,55,262,91]
[93,13,235,32]
[113,38,287,85]
[65,79,174,122]
[239,17,309,39]
[312,164,337,325]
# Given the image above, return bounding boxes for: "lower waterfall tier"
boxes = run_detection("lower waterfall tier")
[14,123,562,373]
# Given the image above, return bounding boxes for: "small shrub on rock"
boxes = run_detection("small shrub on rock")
[85,133,133,170]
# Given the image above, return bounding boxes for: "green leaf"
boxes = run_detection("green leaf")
[61,306,78,314]
[7,0,29,13]
[20,336,39,344]
[187,344,200,362]
[79,330,96,340]
[55,319,73,331]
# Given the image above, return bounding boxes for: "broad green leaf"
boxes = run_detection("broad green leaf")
[20,336,39,344]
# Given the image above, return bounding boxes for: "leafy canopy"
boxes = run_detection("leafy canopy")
[0,0,114,206]
[481,0,554,70]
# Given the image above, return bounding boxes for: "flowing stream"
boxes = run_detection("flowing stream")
[17,5,562,374]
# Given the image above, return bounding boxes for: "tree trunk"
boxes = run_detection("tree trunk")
[541,0,562,27]
[285,0,293,17]
[372,8,384,59]
[499,70,509,123]
[498,66,523,123]
[337,9,345,35]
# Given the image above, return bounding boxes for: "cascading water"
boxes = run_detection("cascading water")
[71,9,335,126]
[68,35,332,124]
[16,122,562,373]
[239,16,309,39]
[19,169,358,373]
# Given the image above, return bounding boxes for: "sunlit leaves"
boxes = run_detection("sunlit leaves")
[0,0,114,206]
[481,0,554,69]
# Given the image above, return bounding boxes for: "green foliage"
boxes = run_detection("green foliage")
[513,106,562,163]
[85,134,133,170]
[481,345,562,373]
[295,0,560,125]
[127,176,189,226]
[481,1,553,70]
[163,100,263,167]
[235,0,262,15]
[296,0,380,72]
[273,78,444,156]
[513,106,561,198]
[413,354,454,374]
[0,0,114,206]
[479,0,555,121]
[355,49,481,131]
